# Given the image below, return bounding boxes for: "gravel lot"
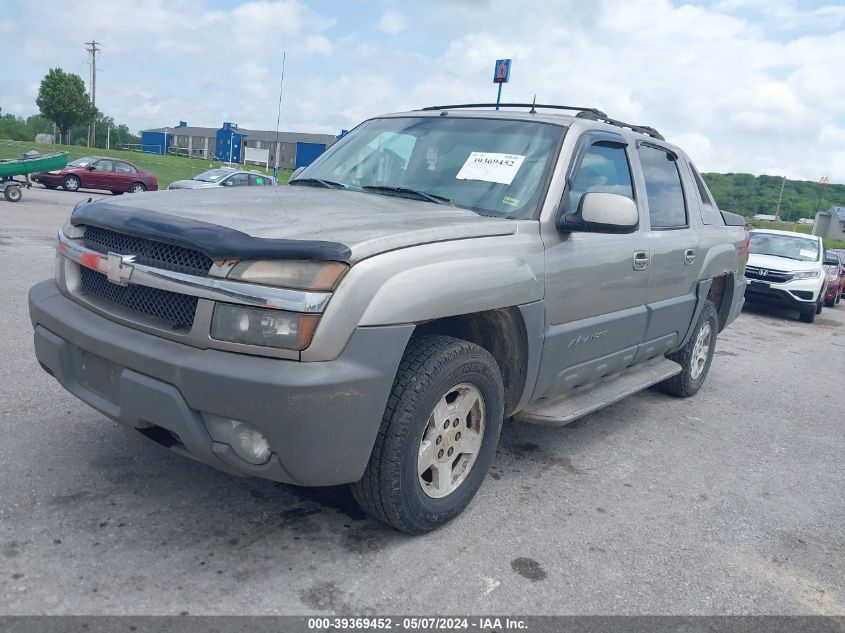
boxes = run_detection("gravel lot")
[1,187,843,616]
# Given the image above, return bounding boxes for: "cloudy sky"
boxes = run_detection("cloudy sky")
[1,0,843,181]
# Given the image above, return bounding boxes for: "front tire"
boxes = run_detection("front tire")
[63,175,80,192]
[660,300,718,398]
[351,335,504,534]
[799,309,816,323]
[129,182,146,193]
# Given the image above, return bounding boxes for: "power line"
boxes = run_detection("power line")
[85,40,101,147]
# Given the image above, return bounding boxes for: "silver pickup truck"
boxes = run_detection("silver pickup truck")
[29,104,748,533]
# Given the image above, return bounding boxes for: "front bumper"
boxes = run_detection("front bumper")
[32,173,64,186]
[744,279,820,312]
[30,280,413,486]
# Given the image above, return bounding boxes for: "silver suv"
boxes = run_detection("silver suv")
[30,104,747,533]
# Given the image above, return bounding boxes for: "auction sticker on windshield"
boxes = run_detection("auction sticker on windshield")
[800,249,816,258]
[456,152,526,185]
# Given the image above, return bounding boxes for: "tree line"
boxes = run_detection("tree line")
[701,173,843,220]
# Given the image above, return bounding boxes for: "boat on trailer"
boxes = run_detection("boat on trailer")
[0,151,68,202]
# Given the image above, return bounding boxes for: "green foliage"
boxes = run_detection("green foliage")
[68,112,140,149]
[0,107,138,150]
[702,172,845,221]
[0,113,54,141]
[35,68,97,141]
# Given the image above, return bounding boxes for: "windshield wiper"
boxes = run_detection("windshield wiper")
[361,185,453,205]
[289,178,346,189]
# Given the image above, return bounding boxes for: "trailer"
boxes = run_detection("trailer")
[0,151,68,202]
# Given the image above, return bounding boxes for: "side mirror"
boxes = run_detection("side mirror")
[559,192,638,233]
[86,165,96,170]
[290,166,306,180]
[222,179,234,186]
[824,254,838,266]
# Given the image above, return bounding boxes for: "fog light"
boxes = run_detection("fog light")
[204,415,271,465]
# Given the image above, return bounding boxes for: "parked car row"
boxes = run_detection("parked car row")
[30,159,277,195]
[744,228,844,323]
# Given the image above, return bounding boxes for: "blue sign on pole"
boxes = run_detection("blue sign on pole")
[493,59,511,84]
[493,59,511,110]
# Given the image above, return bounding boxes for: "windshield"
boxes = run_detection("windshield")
[293,116,566,218]
[749,232,820,262]
[194,169,234,182]
[67,157,96,168]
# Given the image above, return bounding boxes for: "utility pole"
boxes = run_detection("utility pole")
[85,40,101,148]
[774,175,785,221]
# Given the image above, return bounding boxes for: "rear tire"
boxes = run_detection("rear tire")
[63,175,80,192]
[660,300,718,398]
[350,335,504,534]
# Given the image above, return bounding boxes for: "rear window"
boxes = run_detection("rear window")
[689,163,724,226]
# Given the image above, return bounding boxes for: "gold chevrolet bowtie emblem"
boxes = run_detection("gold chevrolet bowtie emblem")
[106,252,136,285]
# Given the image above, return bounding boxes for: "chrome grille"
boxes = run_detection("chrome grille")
[745,266,793,283]
[80,266,198,330]
[82,225,213,276]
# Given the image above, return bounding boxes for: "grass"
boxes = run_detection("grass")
[0,138,292,188]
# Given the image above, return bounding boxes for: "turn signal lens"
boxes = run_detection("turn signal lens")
[228,260,347,291]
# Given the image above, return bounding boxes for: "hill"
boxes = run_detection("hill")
[702,173,844,220]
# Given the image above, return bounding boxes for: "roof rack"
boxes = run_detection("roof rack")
[420,102,664,141]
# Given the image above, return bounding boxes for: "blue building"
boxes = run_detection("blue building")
[139,122,336,168]
[213,122,248,163]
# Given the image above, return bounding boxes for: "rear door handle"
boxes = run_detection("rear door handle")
[633,250,650,271]
[684,248,696,266]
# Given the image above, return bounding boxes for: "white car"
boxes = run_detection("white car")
[744,229,832,323]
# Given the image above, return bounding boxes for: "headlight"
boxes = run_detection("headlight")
[227,260,347,291]
[211,303,320,350]
[793,270,820,280]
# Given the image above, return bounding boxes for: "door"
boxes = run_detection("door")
[113,161,138,191]
[636,143,702,351]
[534,133,651,400]
[222,173,249,187]
[86,159,114,189]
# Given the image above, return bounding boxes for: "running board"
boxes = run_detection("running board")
[515,358,682,427]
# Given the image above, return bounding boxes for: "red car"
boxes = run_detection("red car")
[32,156,158,194]
[824,250,844,307]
